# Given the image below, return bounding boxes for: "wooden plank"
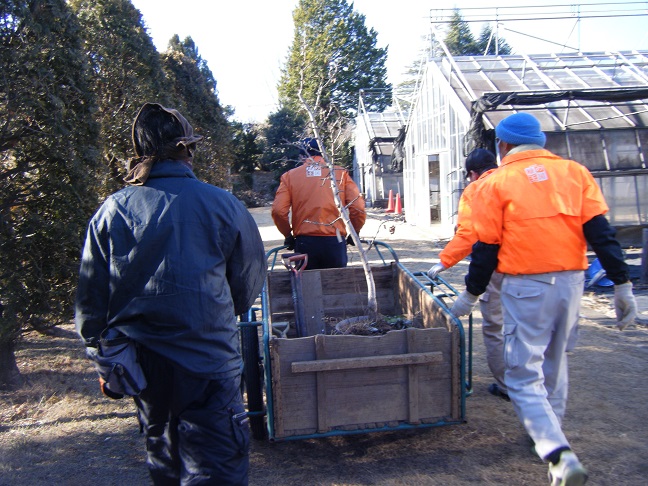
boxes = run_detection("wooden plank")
[407,328,420,424]
[269,337,285,438]
[300,271,325,336]
[267,265,397,324]
[394,265,420,320]
[270,337,318,437]
[320,372,409,426]
[291,351,443,373]
[267,272,293,325]
[315,335,329,433]
[317,265,393,294]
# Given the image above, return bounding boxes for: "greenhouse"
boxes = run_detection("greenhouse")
[354,97,405,207]
[402,49,648,244]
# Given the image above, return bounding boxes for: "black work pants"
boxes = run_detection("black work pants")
[295,235,347,269]
[134,348,249,486]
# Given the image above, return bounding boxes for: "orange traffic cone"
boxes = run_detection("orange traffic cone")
[386,189,394,213]
[394,193,402,214]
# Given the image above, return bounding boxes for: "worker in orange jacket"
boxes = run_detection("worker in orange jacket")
[450,112,637,486]
[271,138,366,270]
[427,148,509,400]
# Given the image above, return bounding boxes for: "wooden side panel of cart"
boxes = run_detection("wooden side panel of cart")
[265,263,461,440]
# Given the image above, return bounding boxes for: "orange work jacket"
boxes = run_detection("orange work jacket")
[439,168,496,268]
[271,157,366,238]
[472,149,608,275]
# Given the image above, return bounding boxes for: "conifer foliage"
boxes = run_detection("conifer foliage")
[277,0,391,162]
[1,0,233,386]
[70,0,172,192]
[444,9,478,56]
[162,35,233,188]
[0,0,100,385]
[444,9,512,56]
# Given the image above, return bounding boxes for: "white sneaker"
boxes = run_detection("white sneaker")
[548,451,588,486]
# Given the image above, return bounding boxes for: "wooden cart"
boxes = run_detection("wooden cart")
[239,242,472,441]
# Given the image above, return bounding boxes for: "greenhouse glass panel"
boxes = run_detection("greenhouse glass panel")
[473,60,505,70]
[586,106,636,130]
[616,105,648,129]
[585,54,612,63]
[489,71,523,91]
[575,69,610,88]
[548,69,586,90]
[549,106,593,128]
[561,57,593,68]
[598,175,644,225]
[518,71,550,90]
[603,130,643,169]
[544,132,569,159]
[609,69,645,86]
[533,57,561,70]
[465,72,496,95]
[566,132,607,171]
[637,130,648,167]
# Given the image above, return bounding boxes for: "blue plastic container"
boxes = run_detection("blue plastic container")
[586,258,614,287]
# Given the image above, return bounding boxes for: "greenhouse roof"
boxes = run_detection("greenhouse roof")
[435,50,648,131]
[359,111,404,157]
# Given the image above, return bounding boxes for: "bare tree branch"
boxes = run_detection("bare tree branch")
[296,89,377,318]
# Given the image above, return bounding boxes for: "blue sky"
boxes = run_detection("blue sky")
[129,1,648,123]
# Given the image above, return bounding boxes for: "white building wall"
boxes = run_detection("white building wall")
[404,62,472,235]
[353,114,377,204]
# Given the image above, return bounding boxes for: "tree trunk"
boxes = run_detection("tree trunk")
[0,339,21,389]
[297,92,378,320]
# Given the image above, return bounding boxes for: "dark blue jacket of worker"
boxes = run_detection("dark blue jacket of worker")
[75,160,266,379]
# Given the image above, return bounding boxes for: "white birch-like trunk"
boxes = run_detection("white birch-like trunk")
[297,93,378,319]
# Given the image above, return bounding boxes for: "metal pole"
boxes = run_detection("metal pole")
[641,228,648,285]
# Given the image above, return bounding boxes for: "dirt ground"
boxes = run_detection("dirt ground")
[1,206,647,486]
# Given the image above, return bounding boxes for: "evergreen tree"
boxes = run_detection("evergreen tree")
[259,107,306,175]
[161,35,232,188]
[0,0,100,385]
[231,121,263,175]
[70,0,172,192]
[476,24,512,55]
[444,9,478,56]
[278,0,390,160]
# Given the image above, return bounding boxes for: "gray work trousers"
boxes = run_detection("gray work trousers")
[501,271,583,460]
[479,271,506,392]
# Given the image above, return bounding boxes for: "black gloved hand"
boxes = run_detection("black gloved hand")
[346,235,355,246]
[284,235,295,250]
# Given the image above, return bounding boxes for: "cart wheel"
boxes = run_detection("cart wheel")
[240,319,266,440]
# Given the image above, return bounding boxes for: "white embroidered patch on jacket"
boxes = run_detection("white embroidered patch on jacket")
[306,164,322,177]
[524,164,548,183]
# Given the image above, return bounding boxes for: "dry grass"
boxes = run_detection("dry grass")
[2,292,647,485]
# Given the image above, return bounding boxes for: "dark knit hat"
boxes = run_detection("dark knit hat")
[299,137,321,157]
[495,112,546,147]
[465,148,497,175]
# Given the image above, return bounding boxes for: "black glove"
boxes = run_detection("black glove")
[346,235,355,246]
[284,234,295,250]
